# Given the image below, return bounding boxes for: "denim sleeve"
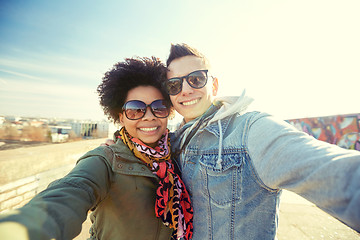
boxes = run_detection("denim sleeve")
[0,153,112,240]
[247,115,360,232]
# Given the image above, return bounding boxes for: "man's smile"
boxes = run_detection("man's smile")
[181,98,200,106]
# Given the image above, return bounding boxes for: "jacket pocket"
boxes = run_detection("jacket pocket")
[199,152,244,206]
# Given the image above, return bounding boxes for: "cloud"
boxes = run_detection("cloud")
[0,68,49,82]
[0,77,95,98]
[0,76,105,120]
[0,58,104,83]
[0,50,112,120]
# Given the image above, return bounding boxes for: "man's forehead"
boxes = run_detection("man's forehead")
[167,56,208,78]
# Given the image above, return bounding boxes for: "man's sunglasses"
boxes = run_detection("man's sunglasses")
[163,70,209,95]
[122,99,170,120]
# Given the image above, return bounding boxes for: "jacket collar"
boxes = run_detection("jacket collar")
[107,139,159,179]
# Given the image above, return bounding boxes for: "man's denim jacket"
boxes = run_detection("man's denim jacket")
[170,94,360,240]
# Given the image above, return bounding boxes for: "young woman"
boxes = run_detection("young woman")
[0,57,193,240]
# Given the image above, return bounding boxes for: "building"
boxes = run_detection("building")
[49,125,72,142]
[70,121,109,138]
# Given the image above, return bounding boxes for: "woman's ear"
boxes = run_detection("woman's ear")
[119,113,124,125]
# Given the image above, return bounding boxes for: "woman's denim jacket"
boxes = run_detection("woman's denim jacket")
[170,94,360,240]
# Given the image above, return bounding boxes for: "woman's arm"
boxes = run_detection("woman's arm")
[0,151,112,240]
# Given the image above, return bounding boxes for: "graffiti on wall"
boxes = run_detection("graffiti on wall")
[287,113,360,151]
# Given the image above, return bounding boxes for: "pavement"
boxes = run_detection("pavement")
[74,190,360,240]
[277,191,359,240]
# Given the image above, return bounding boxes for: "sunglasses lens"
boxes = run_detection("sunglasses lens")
[123,100,169,120]
[124,100,146,120]
[187,71,207,88]
[165,78,182,95]
[151,100,170,118]
[165,70,208,95]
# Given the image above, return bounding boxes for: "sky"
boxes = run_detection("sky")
[0,0,359,121]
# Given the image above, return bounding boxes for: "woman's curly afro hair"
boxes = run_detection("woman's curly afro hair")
[97,56,170,123]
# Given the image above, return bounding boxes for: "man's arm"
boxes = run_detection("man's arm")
[247,115,360,232]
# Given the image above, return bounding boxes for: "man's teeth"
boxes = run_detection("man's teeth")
[140,127,157,132]
[182,99,199,106]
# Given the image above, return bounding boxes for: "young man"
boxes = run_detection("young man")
[163,43,360,239]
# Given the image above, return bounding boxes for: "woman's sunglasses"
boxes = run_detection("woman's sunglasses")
[163,70,208,95]
[122,99,170,120]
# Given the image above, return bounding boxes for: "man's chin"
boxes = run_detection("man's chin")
[182,112,204,123]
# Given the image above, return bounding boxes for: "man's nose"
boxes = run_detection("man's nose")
[181,78,194,95]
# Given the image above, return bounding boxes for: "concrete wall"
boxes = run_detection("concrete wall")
[0,138,107,213]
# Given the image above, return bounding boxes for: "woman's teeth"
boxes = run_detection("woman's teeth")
[140,127,157,132]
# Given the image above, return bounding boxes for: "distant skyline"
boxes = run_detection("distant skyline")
[1,0,359,121]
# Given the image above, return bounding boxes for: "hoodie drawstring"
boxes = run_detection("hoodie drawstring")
[215,120,223,169]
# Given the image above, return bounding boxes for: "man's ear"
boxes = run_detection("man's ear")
[212,77,219,96]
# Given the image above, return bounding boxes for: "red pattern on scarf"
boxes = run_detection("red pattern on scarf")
[117,128,193,240]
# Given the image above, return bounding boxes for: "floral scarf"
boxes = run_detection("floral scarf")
[117,127,193,240]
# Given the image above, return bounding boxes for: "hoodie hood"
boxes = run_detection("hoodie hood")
[209,90,254,125]
[208,90,253,169]
[174,90,254,170]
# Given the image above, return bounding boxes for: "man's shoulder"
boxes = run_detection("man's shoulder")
[218,111,271,133]
[226,110,264,122]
